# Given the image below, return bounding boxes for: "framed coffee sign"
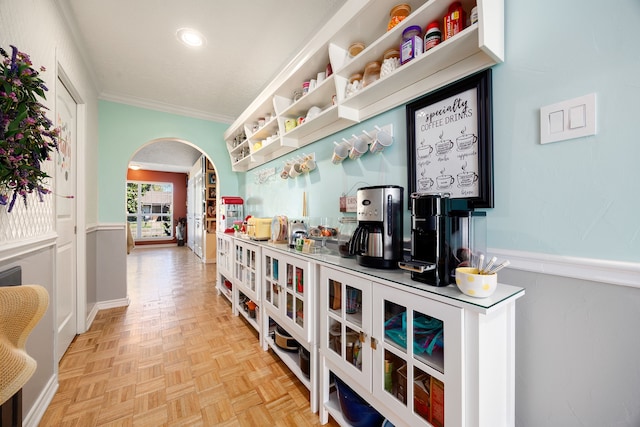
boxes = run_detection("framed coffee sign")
[406,69,494,208]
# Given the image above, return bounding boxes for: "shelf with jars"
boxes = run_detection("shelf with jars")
[223,0,503,171]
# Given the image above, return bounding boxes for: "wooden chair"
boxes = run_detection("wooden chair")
[0,285,49,427]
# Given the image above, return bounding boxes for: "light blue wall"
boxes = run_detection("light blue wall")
[98,100,237,223]
[97,1,639,262]
[240,0,640,264]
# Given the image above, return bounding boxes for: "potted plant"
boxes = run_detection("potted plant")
[0,45,59,212]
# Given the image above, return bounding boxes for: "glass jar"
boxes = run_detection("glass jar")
[348,42,365,58]
[346,73,363,98]
[401,25,423,65]
[388,3,411,31]
[337,217,357,257]
[363,61,381,87]
[380,47,400,78]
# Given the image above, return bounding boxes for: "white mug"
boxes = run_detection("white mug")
[349,136,369,160]
[309,79,317,92]
[317,71,326,84]
[370,128,393,153]
[332,141,350,164]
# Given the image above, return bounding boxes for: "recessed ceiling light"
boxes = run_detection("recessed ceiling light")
[129,164,141,170]
[176,28,206,47]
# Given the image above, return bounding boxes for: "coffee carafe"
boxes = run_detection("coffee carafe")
[408,193,486,286]
[348,185,403,269]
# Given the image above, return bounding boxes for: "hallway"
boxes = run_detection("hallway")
[40,246,337,426]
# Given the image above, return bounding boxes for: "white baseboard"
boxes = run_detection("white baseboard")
[85,302,100,331]
[23,374,58,427]
[489,248,640,289]
[96,297,131,311]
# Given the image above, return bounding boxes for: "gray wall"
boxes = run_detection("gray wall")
[0,245,55,416]
[501,269,640,426]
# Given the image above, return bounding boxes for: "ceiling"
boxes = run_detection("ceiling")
[56,0,345,172]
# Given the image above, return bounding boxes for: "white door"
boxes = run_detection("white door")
[187,176,195,250]
[193,170,203,258]
[55,78,77,361]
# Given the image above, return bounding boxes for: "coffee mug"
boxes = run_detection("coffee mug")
[289,162,303,178]
[370,128,393,153]
[349,136,368,160]
[285,119,297,132]
[301,156,316,172]
[317,71,326,84]
[332,141,350,164]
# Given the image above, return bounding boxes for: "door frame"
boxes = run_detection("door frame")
[56,65,88,335]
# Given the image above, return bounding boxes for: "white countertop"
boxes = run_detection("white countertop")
[224,233,525,314]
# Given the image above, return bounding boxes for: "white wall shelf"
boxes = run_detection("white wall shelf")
[223,0,503,171]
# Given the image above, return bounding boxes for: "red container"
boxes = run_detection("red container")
[443,2,466,40]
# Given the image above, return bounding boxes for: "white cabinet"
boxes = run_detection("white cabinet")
[233,240,261,335]
[261,247,318,411]
[216,232,234,303]
[319,267,373,391]
[319,264,519,427]
[223,0,504,171]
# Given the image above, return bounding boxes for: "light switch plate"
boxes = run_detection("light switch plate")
[540,93,596,144]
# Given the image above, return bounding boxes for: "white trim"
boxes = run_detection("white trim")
[95,297,131,311]
[99,92,234,123]
[86,224,98,233]
[489,248,640,289]
[0,233,57,262]
[97,223,125,231]
[23,374,58,427]
[85,302,99,330]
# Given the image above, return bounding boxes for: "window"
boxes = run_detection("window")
[127,181,173,240]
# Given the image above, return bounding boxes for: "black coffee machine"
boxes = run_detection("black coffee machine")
[348,185,403,269]
[406,193,486,286]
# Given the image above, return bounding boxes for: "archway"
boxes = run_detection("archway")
[125,138,220,290]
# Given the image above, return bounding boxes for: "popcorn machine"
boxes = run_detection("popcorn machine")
[219,197,244,233]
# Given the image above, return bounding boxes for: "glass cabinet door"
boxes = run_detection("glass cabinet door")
[263,253,280,310]
[234,242,260,302]
[282,256,310,339]
[372,284,463,427]
[234,243,244,285]
[320,267,372,390]
[262,249,311,342]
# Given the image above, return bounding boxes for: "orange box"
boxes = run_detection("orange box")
[430,376,445,427]
[414,374,431,422]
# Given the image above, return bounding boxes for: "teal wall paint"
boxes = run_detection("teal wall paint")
[98,100,237,223]
[98,0,639,263]
[239,0,639,263]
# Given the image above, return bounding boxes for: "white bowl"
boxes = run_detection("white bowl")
[455,267,497,298]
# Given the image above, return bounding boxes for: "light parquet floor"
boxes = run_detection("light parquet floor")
[39,246,339,426]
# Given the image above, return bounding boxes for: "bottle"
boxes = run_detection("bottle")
[388,3,411,31]
[424,21,442,52]
[444,2,466,40]
[400,25,423,65]
[380,48,400,78]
